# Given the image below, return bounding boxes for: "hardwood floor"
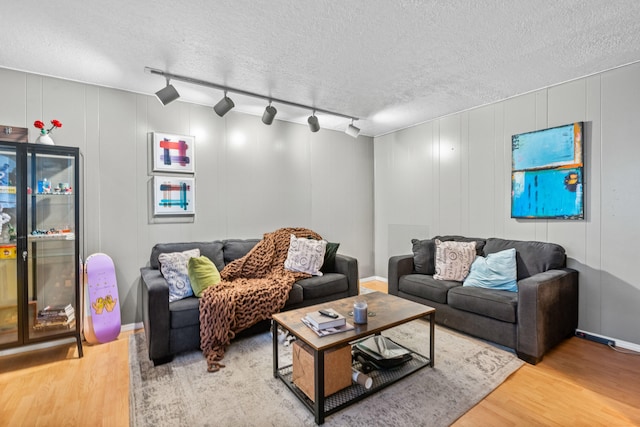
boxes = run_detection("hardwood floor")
[1,281,638,426]
[0,334,130,426]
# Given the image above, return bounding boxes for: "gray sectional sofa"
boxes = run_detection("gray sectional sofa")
[141,239,359,365]
[388,236,579,364]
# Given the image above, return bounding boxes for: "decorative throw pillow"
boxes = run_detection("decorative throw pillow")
[159,248,200,302]
[433,239,476,281]
[284,234,327,276]
[188,256,221,297]
[411,239,436,275]
[320,242,340,273]
[463,248,518,292]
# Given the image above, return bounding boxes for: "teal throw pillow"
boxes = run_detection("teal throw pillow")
[463,248,518,292]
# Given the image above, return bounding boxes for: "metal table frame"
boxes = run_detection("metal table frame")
[272,293,435,425]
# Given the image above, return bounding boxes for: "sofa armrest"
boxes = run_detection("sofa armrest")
[334,254,359,296]
[388,255,415,295]
[140,267,171,363]
[516,268,579,364]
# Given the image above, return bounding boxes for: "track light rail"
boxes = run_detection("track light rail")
[145,66,358,121]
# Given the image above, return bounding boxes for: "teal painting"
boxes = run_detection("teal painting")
[511,123,584,219]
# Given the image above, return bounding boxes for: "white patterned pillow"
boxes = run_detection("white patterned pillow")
[159,248,200,302]
[433,239,476,281]
[284,234,327,276]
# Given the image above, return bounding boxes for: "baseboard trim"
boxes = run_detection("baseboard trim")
[122,322,143,332]
[360,276,387,283]
[575,328,640,353]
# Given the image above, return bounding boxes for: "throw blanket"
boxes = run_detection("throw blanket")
[199,227,322,372]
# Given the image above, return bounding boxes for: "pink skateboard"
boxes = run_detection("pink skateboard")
[84,253,121,343]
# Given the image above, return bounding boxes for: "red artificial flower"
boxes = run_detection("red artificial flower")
[33,119,63,135]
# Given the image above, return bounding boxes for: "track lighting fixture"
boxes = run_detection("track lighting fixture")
[213,91,235,117]
[345,119,361,138]
[308,112,320,133]
[145,67,360,134]
[262,101,277,125]
[155,78,180,106]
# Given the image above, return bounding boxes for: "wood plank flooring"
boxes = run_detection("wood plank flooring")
[0,281,638,426]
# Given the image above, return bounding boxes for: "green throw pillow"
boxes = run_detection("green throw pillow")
[188,256,221,297]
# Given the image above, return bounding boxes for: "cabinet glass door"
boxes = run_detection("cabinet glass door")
[0,147,18,345]
[26,151,77,340]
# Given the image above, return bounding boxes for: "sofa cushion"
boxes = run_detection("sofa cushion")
[434,235,486,256]
[284,234,327,276]
[483,238,566,280]
[188,256,221,297]
[296,273,349,300]
[159,249,200,302]
[411,239,436,275]
[151,241,224,271]
[448,286,518,323]
[169,296,200,328]
[433,240,476,281]
[223,239,260,265]
[463,248,518,292]
[398,274,461,304]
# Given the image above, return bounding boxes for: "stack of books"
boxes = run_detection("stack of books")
[301,308,354,337]
[34,304,75,330]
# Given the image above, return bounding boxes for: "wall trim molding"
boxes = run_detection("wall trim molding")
[575,328,640,353]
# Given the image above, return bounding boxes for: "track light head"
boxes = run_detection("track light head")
[214,92,235,117]
[155,79,180,106]
[308,112,320,133]
[262,102,277,125]
[346,120,360,138]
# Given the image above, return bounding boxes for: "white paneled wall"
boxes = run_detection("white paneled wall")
[0,68,375,325]
[374,62,640,346]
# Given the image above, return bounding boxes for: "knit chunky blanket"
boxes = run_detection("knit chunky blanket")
[199,227,322,372]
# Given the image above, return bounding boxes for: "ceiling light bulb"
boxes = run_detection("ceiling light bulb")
[155,79,180,106]
[262,103,277,125]
[214,92,235,117]
[308,113,320,132]
[346,120,360,138]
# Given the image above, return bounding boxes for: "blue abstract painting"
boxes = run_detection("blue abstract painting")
[511,123,584,219]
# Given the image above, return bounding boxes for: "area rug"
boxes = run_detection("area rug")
[129,319,523,427]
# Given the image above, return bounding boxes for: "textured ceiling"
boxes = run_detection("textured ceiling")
[2,1,640,137]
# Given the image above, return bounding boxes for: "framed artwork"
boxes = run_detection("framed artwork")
[152,132,195,173]
[153,176,195,215]
[511,122,584,219]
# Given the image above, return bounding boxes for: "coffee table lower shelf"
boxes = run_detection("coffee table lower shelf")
[276,349,431,421]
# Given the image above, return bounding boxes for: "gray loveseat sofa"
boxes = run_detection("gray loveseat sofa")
[141,239,358,365]
[388,236,578,364]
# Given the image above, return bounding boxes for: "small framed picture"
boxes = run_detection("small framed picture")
[152,132,195,173]
[153,176,195,215]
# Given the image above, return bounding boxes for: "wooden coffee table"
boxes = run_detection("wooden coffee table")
[272,291,435,424]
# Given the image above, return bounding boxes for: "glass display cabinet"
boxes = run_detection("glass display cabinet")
[0,140,82,356]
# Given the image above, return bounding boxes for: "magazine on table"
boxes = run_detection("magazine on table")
[301,316,354,337]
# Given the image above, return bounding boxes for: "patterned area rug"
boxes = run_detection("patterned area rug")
[129,318,523,426]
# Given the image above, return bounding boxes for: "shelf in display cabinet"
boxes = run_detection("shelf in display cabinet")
[28,233,75,241]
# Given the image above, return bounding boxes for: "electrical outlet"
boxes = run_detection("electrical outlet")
[576,331,615,347]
